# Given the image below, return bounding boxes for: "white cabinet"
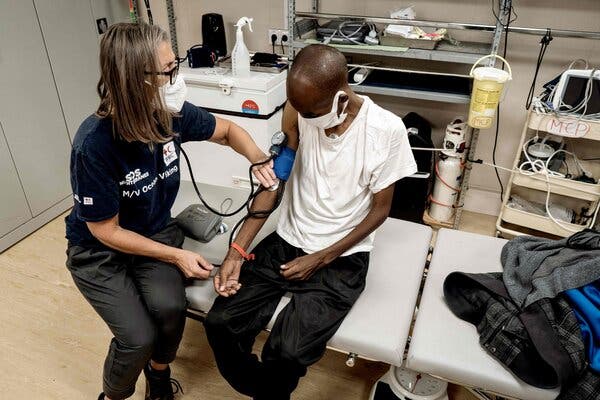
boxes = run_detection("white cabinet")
[181,67,287,189]
[0,0,72,217]
[34,0,101,140]
[0,0,106,251]
[0,123,32,238]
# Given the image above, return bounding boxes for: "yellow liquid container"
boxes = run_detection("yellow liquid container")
[468,55,512,129]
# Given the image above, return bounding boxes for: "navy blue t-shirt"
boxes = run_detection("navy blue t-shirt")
[65,101,216,247]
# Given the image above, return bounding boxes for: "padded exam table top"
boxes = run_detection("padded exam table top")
[173,182,432,366]
[406,228,559,400]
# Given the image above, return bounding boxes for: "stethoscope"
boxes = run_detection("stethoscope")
[175,131,289,245]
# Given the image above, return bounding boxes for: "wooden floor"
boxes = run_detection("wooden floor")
[0,211,497,399]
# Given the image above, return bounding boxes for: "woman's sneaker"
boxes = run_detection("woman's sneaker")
[143,363,183,400]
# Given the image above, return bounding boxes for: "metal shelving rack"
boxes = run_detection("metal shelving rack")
[158,0,600,230]
[496,111,600,238]
[287,0,512,229]
[285,1,600,229]
[165,0,179,57]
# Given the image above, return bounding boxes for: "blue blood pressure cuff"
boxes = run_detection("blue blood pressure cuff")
[273,147,296,181]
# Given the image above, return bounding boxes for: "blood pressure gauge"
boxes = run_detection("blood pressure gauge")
[271,130,287,146]
[267,131,288,191]
[269,131,288,156]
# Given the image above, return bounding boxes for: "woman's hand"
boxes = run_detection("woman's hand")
[252,159,277,188]
[173,249,214,279]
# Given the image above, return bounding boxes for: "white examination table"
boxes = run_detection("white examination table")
[172,182,432,367]
[406,228,559,400]
[173,183,560,399]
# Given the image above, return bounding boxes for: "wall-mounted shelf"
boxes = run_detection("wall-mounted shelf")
[292,39,490,65]
[352,84,471,104]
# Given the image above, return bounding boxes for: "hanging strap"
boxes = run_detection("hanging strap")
[525,29,553,110]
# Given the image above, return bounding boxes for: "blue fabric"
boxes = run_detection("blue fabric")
[565,280,600,373]
[66,101,215,246]
[273,146,296,181]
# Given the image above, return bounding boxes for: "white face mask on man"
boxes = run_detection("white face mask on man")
[159,74,188,112]
[304,90,349,130]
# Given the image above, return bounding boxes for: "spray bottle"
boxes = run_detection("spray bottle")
[232,17,253,77]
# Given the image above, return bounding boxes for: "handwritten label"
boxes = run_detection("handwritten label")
[545,118,590,138]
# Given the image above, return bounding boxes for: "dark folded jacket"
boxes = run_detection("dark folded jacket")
[444,272,600,399]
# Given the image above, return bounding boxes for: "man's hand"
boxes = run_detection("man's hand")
[280,252,326,281]
[252,159,277,188]
[214,250,244,297]
[173,249,214,279]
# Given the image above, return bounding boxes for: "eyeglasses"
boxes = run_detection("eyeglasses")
[145,59,180,85]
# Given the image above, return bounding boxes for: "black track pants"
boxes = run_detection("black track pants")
[205,232,369,400]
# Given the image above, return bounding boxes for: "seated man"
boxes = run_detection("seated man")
[204,44,417,399]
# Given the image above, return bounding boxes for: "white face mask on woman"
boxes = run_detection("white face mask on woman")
[159,74,188,112]
[304,90,349,130]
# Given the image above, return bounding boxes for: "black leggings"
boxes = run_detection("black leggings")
[66,220,187,400]
[205,232,369,400]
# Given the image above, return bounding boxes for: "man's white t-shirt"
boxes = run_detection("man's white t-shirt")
[276,96,418,256]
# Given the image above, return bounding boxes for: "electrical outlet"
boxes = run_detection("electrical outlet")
[232,175,259,190]
[268,29,290,46]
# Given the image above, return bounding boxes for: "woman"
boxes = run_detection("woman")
[65,23,275,400]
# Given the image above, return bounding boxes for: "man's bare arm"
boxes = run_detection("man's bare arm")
[215,102,299,295]
[280,184,394,280]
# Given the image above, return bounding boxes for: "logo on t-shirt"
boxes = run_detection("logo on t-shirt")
[120,168,149,186]
[163,141,177,166]
[83,197,94,205]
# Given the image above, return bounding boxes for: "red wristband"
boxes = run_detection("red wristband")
[230,242,255,261]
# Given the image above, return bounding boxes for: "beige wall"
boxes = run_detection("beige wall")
[90,0,132,26]
[142,0,600,215]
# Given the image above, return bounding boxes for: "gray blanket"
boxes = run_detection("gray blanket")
[501,229,600,308]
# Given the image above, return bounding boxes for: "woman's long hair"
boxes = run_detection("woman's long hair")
[96,23,174,144]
